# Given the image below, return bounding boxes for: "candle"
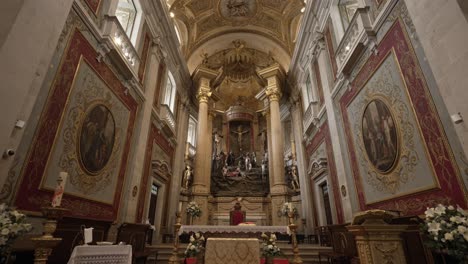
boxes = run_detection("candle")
[51,172,68,207]
[178,201,183,212]
[288,202,293,211]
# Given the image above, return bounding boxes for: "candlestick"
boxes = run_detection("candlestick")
[178,201,182,212]
[51,172,68,207]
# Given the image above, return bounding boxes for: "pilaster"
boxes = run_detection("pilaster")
[258,64,288,225]
[191,67,217,224]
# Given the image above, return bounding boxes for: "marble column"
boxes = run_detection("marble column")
[290,97,316,232]
[167,99,190,232]
[258,64,288,225]
[192,67,217,224]
[263,110,274,190]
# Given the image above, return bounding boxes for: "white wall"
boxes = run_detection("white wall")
[404,0,468,159]
[0,0,74,189]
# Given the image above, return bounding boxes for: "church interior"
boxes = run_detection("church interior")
[1,0,468,263]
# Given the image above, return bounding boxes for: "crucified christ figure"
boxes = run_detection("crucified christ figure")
[231,125,249,152]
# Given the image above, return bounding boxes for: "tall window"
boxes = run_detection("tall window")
[116,0,137,37]
[187,115,197,146]
[338,0,358,31]
[164,72,177,113]
[302,74,313,111]
[115,0,142,44]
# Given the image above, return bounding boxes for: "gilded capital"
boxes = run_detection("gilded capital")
[197,87,212,103]
[266,86,282,102]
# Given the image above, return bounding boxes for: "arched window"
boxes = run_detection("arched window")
[187,115,198,146]
[163,71,177,113]
[338,0,358,31]
[115,0,142,44]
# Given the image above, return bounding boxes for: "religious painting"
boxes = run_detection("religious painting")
[13,27,138,221]
[340,19,466,215]
[79,104,116,174]
[345,50,438,204]
[40,58,131,205]
[361,99,398,173]
[219,0,257,22]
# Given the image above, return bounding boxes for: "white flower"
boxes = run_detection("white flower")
[195,232,200,239]
[427,222,442,234]
[457,206,467,216]
[425,207,435,218]
[463,231,468,241]
[190,235,195,242]
[450,216,464,224]
[271,234,276,240]
[458,225,467,233]
[448,205,454,210]
[268,245,273,249]
[434,204,446,215]
[444,233,454,241]
[190,245,196,250]
[1,228,9,235]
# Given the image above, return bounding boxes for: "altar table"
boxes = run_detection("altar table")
[68,244,132,264]
[179,225,290,236]
[205,238,260,264]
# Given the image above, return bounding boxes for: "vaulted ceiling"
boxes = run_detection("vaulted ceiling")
[168,0,305,73]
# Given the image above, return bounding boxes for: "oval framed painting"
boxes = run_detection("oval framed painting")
[361,99,398,173]
[78,104,116,174]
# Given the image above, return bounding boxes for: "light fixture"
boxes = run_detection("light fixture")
[345,45,350,51]
[300,7,305,13]
[170,12,175,18]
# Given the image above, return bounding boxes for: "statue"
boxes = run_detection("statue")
[290,166,300,191]
[250,152,257,167]
[213,130,223,155]
[227,0,248,17]
[226,151,235,166]
[258,129,267,153]
[231,125,249,152]
[245,153,252,171]
[182,165,193,190]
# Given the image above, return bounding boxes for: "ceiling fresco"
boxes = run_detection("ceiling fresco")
[169,0,305,61]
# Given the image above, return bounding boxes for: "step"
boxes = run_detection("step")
[148,242,332,264]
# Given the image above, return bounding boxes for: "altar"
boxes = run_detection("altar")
[179,225,290,238]
[205,238,260,264]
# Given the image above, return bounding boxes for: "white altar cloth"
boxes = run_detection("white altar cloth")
[205,238,260,264]
[179,225,290,235]
[68,245,132,264]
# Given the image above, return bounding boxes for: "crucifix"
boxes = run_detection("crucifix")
[231,125,249,152]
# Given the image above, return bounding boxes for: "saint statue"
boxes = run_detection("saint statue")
[213,130,223,155]
[182,165,193,190]
[290,166,300,192]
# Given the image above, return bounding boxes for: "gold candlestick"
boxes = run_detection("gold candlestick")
[168,211,182,264]
[31,206,69,264]
[288,211,303,264]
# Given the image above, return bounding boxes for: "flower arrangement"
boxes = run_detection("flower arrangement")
[184,232,205,257]
[261,233,282,258]
[421,204,468,261]
[0,203,32,260]
[280,202,298,217]
[186,201,201,218]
